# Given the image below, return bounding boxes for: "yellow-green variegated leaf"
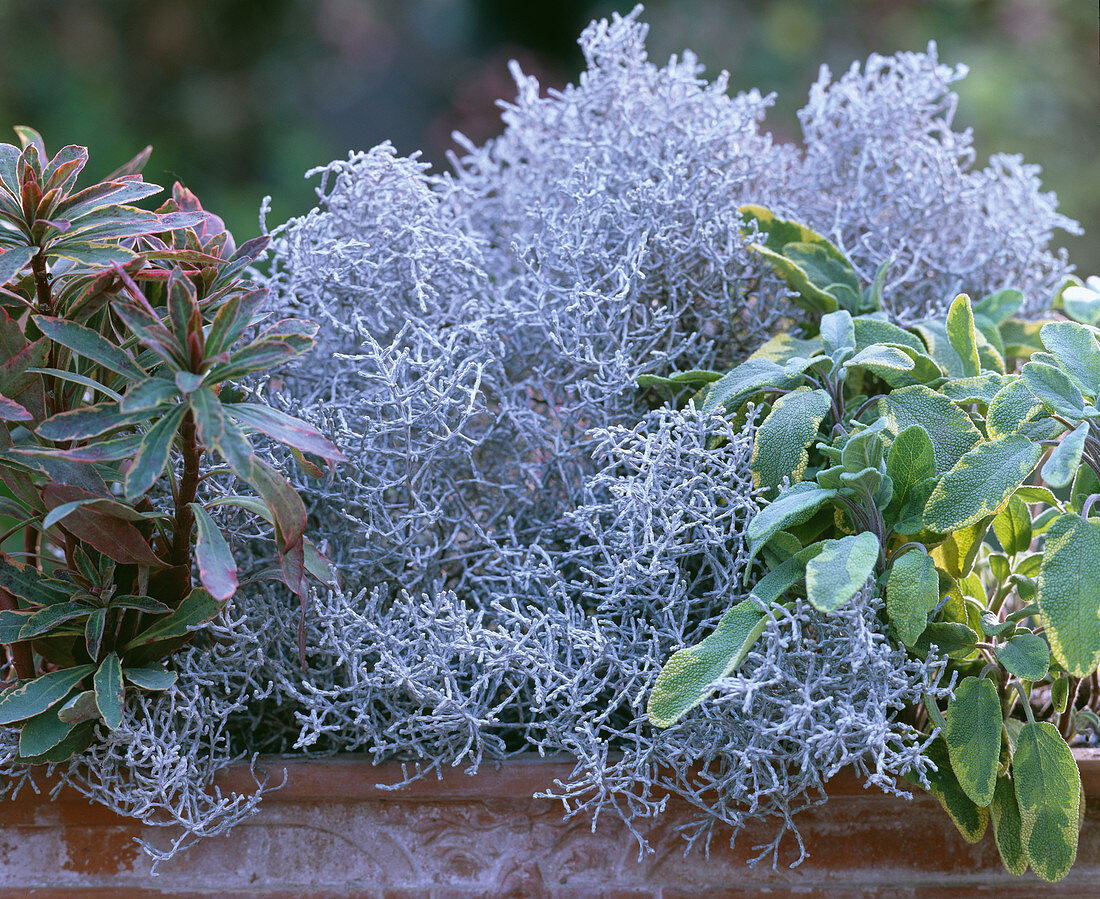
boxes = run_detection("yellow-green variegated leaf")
[1042,421,1089,490]
[885,549,939,646]
[752,388,831,489]
[878,385,981,474]
[987,378,1047,440]
[931,515,994,579]
[1022,361,1089,419]
[1013,722,1081,883]
[745,483,836,568]
[852,316,924,353]
[991,774,1028,876]
[1039,320,1100,395]
[647,598,767,728]
[1000,317,1050,360]
[941,373,1012,405]
[748,332,822,364]
[700,357,810,415]
[923,737,989,843]
[943,676,1001,807]
[923,436,1042,534]
[804,531,879,613]
[945,294,981,378]
[1036,513,1100,677]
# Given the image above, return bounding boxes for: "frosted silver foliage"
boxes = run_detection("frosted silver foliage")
[792,43,1080,320]
[241,4,1069,865]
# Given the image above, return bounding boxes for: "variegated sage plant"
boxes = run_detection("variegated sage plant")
[0,128,343,763]
[648,208,1098,883]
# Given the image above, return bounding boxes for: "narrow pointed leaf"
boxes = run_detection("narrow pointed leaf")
[125,587,222,651]
[123,403,187,501]
[0,244,35,285]
[647,599,767,727]
[225,403,345,463]
[189,502,238,600]
[31,314,145,380]
[0,664,94,724]
[85,607,106,659]
[123,667,178,691]
[93,652,125,730]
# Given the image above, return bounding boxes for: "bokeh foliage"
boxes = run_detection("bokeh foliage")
[0,1,1093,265]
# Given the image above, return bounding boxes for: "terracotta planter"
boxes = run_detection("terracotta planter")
[1,750,1097,897]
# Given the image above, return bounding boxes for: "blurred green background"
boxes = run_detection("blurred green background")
[0,0,1094,268]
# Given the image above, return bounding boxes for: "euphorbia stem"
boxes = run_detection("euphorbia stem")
[0,587,34,680]
[171,410,201,572]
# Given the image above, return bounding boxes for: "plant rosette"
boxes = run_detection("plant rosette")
[648,208,1099,883]
[0,128,343,764]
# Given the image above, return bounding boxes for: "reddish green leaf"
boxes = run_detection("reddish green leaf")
[120,377,180,413]
[32,314,145,380]
[209,339,305,382]
[15,719,95,763]
[84,607,105,659]
[36,401,149,441]
[0,244,35,285]
[204,289,266,357]
[247,458,306,550]
[0,395,31,421]
[226,403,345,463]
[189,502,238,600]
[123,667,177,691]
[56,178,160,221]
[42,483,166,567]
[41,146,88,194]
[15,602,88,641]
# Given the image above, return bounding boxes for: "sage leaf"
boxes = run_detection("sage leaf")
[752,388,832,489]
[1036,513,1100,676]
[1013,722,1081,882]
[991,774,1028,876]
[805,531,879,612]
[943,676,1001,806]
[1022,361,1088,419]
[924,436,1042,534]
[992,494,1033,556]
[1039,320,1100,395]
[745,483,836,569]
[945,294,981,378]
[987,378,1047,440]
[1041,421,1089,489]
[820,309,855,364]
[923,737,989,843]
[885,549,938,646]
[878,385,981,473]
[995,633,1050,682]
[647,598,766,728]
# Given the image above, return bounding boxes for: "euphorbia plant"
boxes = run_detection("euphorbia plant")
[0,127,343,763]
[648,208,1097,882]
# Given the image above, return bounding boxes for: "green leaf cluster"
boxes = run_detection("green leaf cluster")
[646,208,1097,882]
[0,128,343,761]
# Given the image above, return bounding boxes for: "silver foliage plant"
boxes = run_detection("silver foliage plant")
[236,4,1074,863]
[33,5,1072,867]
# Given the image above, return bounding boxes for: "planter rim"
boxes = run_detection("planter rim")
[15,748,1100,804]
[212,746,1100,801]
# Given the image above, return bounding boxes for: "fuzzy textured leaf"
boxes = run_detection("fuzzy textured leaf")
[943,676,1001,807]
[805,532,878,613]
[1013,722,1080,882]
[1036,513,1100,677]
